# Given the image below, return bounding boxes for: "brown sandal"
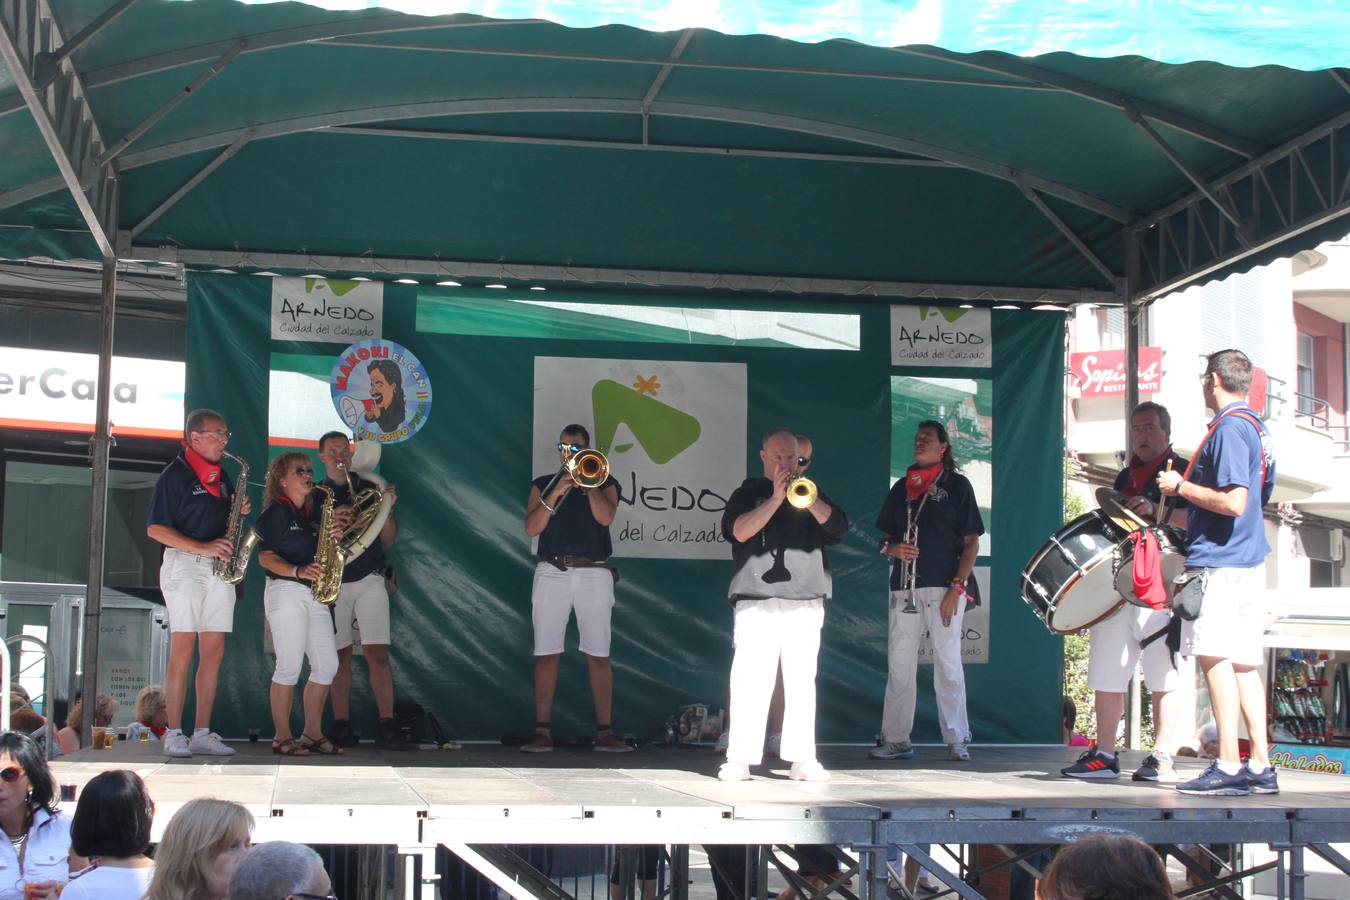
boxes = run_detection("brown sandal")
[299,733,344,755]
[271,737,310,756]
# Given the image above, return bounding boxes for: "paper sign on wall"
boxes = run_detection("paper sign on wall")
[890,306,992,368]
[270,277,383,342]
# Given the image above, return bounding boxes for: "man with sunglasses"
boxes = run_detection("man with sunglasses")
[314,432,402,751]
[522,424,631,753]
[146,408,244,758]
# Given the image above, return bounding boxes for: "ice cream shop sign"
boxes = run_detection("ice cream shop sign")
[1070,347,1164,397]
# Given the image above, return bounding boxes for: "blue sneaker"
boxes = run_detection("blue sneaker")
[1176,761,1251,796]
[1246,765,1280,794]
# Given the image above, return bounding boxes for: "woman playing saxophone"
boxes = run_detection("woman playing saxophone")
[253,452,344,757]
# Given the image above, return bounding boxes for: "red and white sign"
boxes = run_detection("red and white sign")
[1070,347,1163,397]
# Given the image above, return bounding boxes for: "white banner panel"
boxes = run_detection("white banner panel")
[917,565,991,665]
[889,306,992,368]
[532,357,747,559]
[270,277,383,342]
[0,346,184,436]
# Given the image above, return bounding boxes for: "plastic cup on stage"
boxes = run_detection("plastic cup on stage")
[90,727,106,749]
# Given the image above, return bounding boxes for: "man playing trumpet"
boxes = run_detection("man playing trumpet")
[522,425,632,753]
[718,428,847,782]
[872,420,982,762]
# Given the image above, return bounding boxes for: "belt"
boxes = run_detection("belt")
[168,547,214,564]
[541,555,606,570]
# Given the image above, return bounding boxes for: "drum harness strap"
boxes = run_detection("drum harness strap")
[1138,406,1271,668]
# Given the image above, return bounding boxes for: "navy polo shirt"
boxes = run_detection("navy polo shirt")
[1113,450,1191,511]
[876,469,984,590]
[147,454,236,542]
[533,473,620,561]
[1186,403,1276,569]
[310,475,387,583]
[255,500,320,581]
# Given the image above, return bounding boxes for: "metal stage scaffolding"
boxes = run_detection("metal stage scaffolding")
[51,743,1350,900]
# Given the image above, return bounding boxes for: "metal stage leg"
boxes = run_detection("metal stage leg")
[397,844,441,900]
[1289,845,1306,900]
[670,845,689,900]
[854,845,887,900]
[895,845,987,900]
[1159,844,1246,900]
[444,843,576,900]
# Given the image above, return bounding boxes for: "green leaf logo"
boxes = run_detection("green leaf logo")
[917,306,969,323]
[592,379,701,464]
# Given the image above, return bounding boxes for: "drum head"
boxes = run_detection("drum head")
[1022,510,1130,635]
[1095,487,1149,532]
[1047,560,1124,633]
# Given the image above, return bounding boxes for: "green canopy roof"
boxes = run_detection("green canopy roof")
[1,0,1348,301]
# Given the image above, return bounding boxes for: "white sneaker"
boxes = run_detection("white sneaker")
[947,742,971,761]
[188,731,236,756]
[789,760,831,782]
[715,732,729,753]
[163,732,191,758]
[765,733,782,758]
[718,761,751,782]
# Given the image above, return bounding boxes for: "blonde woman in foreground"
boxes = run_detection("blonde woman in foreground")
[144,797,254,900]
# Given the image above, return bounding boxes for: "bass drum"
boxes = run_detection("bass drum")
[1113,525,1189,609]
[1021,510,1134,634]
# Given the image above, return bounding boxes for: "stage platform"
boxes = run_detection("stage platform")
[51,742,1350,899]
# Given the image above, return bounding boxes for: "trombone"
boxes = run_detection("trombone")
[542,448,611,498]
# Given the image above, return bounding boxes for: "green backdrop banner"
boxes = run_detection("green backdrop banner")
[184,273,1064,744]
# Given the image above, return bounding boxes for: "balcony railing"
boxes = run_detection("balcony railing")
[1295,391,1330,430]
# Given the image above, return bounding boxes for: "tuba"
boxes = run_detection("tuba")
[310,440,392,606]
[214,451,260,584]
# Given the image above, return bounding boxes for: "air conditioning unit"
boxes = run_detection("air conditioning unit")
[1332,529,1344,563]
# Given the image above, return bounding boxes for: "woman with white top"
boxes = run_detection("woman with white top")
[0,731,74,899]
[60,770,154,899]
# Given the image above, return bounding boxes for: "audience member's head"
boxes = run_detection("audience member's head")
[144,797,254,900]
[1198,721,1220,758]
[0,731,58,816]
[1040,835,1175,900]
[71,769,154,860]
[134,685,168,728]
[9,684,31,706]
[228,841,332,900]
[65,693,120,732]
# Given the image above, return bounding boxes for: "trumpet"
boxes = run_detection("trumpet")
[786,476,817,509]
[880,504,920,614]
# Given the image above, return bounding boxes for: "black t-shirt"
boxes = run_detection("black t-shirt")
[876,469,984,590]
[532,473,620,561]
[310,475,387,583]
[255,499,320,582]
[1112,449,1190,510]
[146,453,237,542]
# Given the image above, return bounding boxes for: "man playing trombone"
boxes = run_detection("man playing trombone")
[522,424,632,753]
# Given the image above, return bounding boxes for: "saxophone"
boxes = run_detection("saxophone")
[310,483,345,606]
[213,451,259,584]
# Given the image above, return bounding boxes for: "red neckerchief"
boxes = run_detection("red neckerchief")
[905,462,944,501]
[182,443,223,498]
[1123,447,1172,496]
[142,720,167,739]
[278,493,313,520]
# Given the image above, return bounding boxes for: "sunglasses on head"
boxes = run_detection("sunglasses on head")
[0,766,24,783]
[556,443,584,453]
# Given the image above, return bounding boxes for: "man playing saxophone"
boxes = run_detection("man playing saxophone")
[254,453,344,756]
[314,432,402,750]
[146,409,247,758]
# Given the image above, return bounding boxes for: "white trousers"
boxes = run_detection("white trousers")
[264,579,339,686]
[726,596,825,766]
[880,587,970,745]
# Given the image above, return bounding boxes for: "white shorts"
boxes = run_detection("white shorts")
[264,579,339,686]
[1182,564,1269,667]
[1087,604,1180,693]
[159,548,236,633]
[531,562,614,657]
[333,572,391,649]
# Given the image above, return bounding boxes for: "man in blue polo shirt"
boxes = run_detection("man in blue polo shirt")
[146,408,246,757]
[1158,349,1278,796]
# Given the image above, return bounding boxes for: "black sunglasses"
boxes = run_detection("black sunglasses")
[797,457,811,466]
[292,466,314,476]
[0,766,24,783]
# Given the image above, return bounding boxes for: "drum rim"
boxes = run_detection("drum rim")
[1044,567,1127,634]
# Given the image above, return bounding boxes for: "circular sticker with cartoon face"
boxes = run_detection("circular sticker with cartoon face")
[330,339,431,443]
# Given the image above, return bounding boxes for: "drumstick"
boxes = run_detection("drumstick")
[1156,460,1173,525]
